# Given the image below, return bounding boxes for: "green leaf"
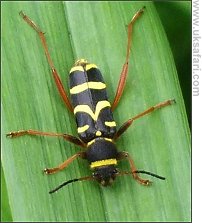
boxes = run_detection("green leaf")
[2,1,191,222]
[1,165,13,222]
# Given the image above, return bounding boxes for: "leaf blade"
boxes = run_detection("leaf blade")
[2,1,190,221]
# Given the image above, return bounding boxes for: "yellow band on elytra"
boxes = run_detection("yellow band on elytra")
[74,100,110,121]
[90,159,117,169]
[77,125,89,133]
[86,64,97,71]
[70,82,106,94]
[69,66,84,73]
[105,121,116,127]
[69,63,97,74]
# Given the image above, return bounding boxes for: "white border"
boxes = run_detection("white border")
[192,0,202,222]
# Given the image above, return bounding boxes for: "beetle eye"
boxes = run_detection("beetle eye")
[113,169,118,174]
[93,172,100,178]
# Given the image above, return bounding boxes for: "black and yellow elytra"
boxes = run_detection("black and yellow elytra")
[69,59,119,182]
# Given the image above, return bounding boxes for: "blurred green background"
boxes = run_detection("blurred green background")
[155,1,191,127]
[1,1,191,222]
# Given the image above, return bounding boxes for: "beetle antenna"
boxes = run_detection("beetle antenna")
[118,170,166,180]
[49,170,165,194]
[49,175,93,194]
[135,170,165,180]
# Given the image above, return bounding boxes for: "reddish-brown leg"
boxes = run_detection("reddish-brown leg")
[114,99,175,140]
[118,151,151,185]
[111,7,145,111]
[19,11,73,113]
[6,129,86,148]
[44,152,85,175]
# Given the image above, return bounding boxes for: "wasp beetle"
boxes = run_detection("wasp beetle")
[7,7,175,193]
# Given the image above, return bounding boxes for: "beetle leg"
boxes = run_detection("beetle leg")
[44,152,86,175]
[6,129,86,148]
[114,99,175,140]
[112,7,145,111]
[19,11,73,112]
[117,151,151,186]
